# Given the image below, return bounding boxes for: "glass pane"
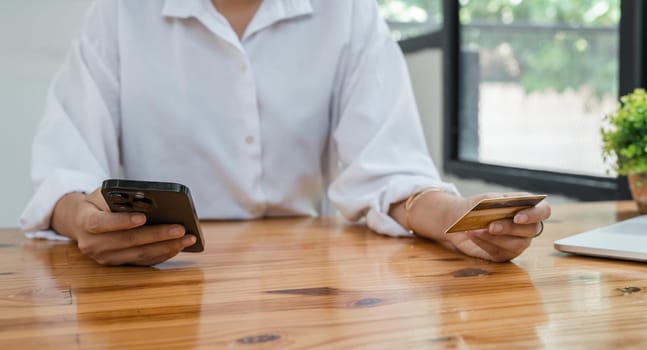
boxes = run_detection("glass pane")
[378,0,443,40]
[458,0,620,177]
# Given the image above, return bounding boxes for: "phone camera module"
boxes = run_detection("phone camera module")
[108,192,129,204]
[132,197,153,210]
[114,203,133,211]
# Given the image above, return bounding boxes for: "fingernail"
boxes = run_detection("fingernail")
[514,214,528,224]
[169,225,185,237]
[490,223,503,233]
[183,235,196,246]
[131,214,146,224]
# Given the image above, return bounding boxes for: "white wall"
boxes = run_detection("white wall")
[405,49,444,170]
[0,1,90,227]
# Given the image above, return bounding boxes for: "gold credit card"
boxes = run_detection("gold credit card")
[445,195,547,234]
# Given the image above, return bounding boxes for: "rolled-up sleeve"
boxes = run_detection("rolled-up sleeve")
[328,0,458,237]
[20,0,121,233]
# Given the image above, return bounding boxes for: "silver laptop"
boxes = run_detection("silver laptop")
[554,214,647,262]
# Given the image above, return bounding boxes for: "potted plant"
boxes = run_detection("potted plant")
[601,88,647,213]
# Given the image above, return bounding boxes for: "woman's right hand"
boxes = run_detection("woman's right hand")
[51,189,196,266]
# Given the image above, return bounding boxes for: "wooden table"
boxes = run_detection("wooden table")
[2,201,647,349]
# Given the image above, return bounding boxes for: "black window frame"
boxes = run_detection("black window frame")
[440,0,647,201]
[397,28,444,52]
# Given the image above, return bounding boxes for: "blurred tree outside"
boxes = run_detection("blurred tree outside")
[377,0,443,40]
[378,0,620,102]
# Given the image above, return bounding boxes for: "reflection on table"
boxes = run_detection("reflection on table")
[0,201,646,348]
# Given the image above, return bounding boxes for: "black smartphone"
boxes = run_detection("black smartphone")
[101,179,205,252]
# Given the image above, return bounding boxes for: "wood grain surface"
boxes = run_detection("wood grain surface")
[1,201,646,349]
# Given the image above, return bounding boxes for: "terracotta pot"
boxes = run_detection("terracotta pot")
[628,173,647,214]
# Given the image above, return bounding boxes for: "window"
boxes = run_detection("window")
[444,0,647,199]
[380,0,646,199]
[458,0,620,177]
[378,0,443,41]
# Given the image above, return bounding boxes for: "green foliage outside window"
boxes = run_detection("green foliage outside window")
[377,0,442,39]
[461,0,620,101]
[379,0,620,100]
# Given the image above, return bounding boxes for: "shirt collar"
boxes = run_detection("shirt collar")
[162,0,198,18]
[247,0,313,37]
[162,0,313,21]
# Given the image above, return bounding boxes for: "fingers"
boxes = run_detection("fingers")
[66,188,197,266]
[456,218,543,262]
[449,192,552,262]
[114,224,187,250]
[81,209,147,234]
[513,201,551,225]
[488,220,542,238]
[468,232,532,262]
[91,235,197,266]
[78,224,194,266]
[77,224,195,266]
[79,224,187,254]
[75,191,146,234]
[485,198,550,238]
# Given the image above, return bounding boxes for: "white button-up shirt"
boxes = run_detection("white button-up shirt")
[20,0,457,238]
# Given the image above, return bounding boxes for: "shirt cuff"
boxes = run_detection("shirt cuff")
[25,230,72,241]
[365,178,459,237]
[20,169,104,233]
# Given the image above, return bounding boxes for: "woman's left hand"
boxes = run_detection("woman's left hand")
[444,193,551,262]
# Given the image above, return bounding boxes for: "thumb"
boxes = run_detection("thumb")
[84,188,110,212]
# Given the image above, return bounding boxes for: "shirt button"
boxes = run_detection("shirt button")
[240,63,248,72]
[245,136,255,144]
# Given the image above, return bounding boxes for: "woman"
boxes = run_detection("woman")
[21,0,550,265]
